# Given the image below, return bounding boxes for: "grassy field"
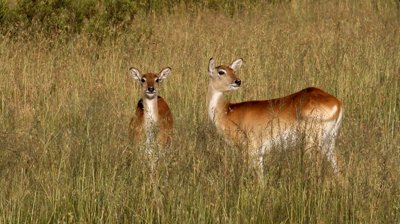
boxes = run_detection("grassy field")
[0,1,399,223]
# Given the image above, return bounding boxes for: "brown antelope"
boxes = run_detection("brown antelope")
[207,58,343,175]
[129,67,173,150]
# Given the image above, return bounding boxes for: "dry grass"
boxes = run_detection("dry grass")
[0,1,399,223]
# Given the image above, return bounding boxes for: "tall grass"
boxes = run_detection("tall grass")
[0,1,399,223]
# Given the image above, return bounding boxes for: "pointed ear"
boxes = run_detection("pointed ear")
[230,58,243,72]
[129,67,141,81]
[158,67,171,81]
[208,58,216,77]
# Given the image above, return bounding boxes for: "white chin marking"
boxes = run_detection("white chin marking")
[146,93,156,99]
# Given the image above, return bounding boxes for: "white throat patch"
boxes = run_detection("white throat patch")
[143,98,159,145]
[208,90,223,122]
[144,98,158,125]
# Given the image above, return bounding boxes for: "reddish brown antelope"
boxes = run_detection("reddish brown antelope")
[129,67,173,150]
[207,58,343,176]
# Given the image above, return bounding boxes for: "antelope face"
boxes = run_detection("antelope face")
[130,67,171,100]
[208,58,243,92]
[139,73,159,99]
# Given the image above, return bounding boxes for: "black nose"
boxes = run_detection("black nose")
[234,79,241,86]
[148,87,155,93]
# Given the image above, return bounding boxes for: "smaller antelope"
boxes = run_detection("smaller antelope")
[207,58,343,176]
[129,67,173,150]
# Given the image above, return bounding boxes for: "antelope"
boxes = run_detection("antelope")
[129,67,173,151]
[207,58,343,176]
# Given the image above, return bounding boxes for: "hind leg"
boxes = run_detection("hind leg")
[305,121,340,172]
[323,135,339,174]
[321,119,344,177]
[322,133,345,185]
[304,128,324,173]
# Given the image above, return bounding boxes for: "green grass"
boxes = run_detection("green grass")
[0,1,399,223]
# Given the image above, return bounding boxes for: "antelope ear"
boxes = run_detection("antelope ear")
[158,67,171,80]
[208,58,216,77]
[230,58,243,72]
[129,67,141,81]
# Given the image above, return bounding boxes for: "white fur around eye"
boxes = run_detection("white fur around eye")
[217,69,226,75]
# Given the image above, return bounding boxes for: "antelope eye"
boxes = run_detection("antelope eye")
[140,78,146,83]
[218,70,225,75]
[155,78,160,83]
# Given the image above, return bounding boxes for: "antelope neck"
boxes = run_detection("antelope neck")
[207,85,227,122]
[143,97,159,123]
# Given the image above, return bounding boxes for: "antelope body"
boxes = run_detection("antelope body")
[207,58,343,174]
[129,67,173,149]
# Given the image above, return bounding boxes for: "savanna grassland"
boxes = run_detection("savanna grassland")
[0,0,399,223]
